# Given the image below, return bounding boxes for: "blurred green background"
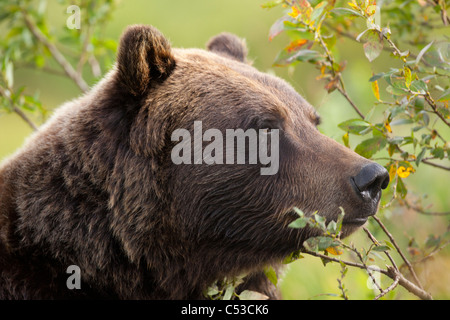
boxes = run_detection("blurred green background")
[0,0,449,299]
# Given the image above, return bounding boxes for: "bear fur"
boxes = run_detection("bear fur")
[0,25,386,299]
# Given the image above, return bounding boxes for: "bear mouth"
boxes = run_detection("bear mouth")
[342,216,369,226]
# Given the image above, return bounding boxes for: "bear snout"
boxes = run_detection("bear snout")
[352,162,389,201]
[341,162,390,226]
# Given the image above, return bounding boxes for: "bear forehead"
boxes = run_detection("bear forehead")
[171,48,319,127]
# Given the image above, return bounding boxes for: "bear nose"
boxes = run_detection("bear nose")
[352,163,389,200]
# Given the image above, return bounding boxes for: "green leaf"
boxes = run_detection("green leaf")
[283,250,304,264]
[385,241,395,250]
[361,29,383,62]
[354,136,387,159]
[372,245,391,252]
[415,41,434,66]
[327,220,337,234]
[437,89,450,102]
[303,237,320,252]
[318,237,334,251]
[268,16,289,41]
[410,80,428,95]
[263,266,278,286]
[288,217,308,229]
[293,207,304,217]
[206,284,220,296]
[390,118,413,126]
[239,290,269,300]
[369,72,385,82]
[386,85,406,96]
[404,67,412,88]
[416,147,427,166]
[335,207,345,234]
[388,136,404,145]
[274,49,321,66]
[310,1,328,22]
[431,147,445,160]
[331,7,364,18]
[338,119,371,135]
[314,214,326,230]
[396,177,407,199]
[223,284,235,300]
[261,0,283,9]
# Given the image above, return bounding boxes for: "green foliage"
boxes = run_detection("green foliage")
[0,0,118,129]
[264,0,450,299]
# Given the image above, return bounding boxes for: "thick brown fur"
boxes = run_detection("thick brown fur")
[0,25,384,299]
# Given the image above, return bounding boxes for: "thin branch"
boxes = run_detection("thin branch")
[303,249,433,300]
[88,55,102,78]
[21,10,89,93]
[421,159,450,171]
[336,86,365,119]
[374,275,400,300]
[395,144,450,171]
[403,199,450,216]
[314,28,366,119]
[424,94,450,128]
[337,264,349,300]
[303,249,376,270]
[372,216,424,290]
[363,227,398,270]
[415,240,450,264]
[352,244,385,294]
[0,86,38,131]
[385,266,433,300]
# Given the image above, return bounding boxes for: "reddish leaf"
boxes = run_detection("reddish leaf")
[285,39,308,52]
[269,16,289,41]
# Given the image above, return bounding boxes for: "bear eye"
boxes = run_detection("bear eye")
[259,119,280,134]
[312,113,321,127]
[259,119,279,130]
[314,115,322,127]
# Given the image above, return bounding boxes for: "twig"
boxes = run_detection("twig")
[385,266,433,300]
[395,144,450,171]
[352,244,385,294]
[374,275,400,300]
[336,86,365,119]
[313,23,366,119]
[303,249,433,300]
[415,240,450,264]
[0,86,38,131]
[21,10,89,93]
[403,199,450,216]
[337,263,349,300]
[421,159,450,171]
[372,216,424,290]
[424,94,450,128]
[363,227,398,270]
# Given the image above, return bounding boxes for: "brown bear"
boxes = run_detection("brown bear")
[0,25,389,299]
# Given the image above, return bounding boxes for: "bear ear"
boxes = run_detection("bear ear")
[116,25,176,96]
[206,33,248,63]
